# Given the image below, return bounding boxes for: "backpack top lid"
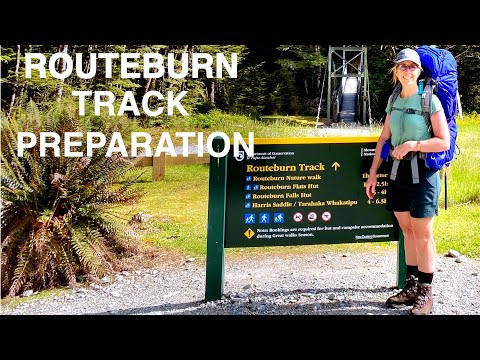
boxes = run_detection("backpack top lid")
[416,45,458,123]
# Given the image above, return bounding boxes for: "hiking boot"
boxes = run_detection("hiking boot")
[386,275,418,308]
[411,283,433,315]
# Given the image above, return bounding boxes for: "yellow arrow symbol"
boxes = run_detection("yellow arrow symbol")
[244,228,255,239]
[332,162,340,171]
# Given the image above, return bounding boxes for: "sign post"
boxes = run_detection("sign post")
[205,136,403,301]
[205,141,227,302]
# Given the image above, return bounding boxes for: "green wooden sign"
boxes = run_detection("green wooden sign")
[205,136,402,301]
[224,137,396,247]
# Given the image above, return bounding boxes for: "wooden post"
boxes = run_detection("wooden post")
[152,153,166,181]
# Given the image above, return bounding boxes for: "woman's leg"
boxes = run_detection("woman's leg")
[385,210,420,308]
[411,216,436,274]
[395,211,417,266]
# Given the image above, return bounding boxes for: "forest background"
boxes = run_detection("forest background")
[2,45,479,122]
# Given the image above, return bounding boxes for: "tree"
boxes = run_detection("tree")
[275,45,327,115]
[450,45,480,112]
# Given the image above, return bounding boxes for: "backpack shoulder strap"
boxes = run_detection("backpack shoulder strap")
[420,77,436,135]
[389,82,402,114]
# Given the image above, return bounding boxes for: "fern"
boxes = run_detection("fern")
[1,99,144,297]
[9,239,35,297]
[49,239,78,286]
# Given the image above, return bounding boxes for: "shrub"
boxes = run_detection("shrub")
[1,101,144,297]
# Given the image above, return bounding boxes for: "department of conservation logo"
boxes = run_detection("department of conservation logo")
[235,151,245,161]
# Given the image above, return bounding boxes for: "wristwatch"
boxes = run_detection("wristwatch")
[417,140,423,152]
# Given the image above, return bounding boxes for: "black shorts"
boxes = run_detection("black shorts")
[385,158,440,218]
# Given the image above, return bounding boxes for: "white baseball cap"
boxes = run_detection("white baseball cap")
[395,48,423,69]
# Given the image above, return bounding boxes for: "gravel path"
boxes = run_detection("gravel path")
[2,249,479,315]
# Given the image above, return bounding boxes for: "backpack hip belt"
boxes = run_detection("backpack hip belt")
[389,150,426,184]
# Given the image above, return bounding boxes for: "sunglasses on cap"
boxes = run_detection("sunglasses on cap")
[397,63,420,71]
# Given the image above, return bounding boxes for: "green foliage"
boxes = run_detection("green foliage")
[0,47,17,63]
[269,70,304,115]
[452,45,480,112]
[2,45,478,121]
[223,63,268,118]
[274,45,326,115]
[184,111,222,129]
[362,45,398,121]
[1,101,144,297]
[276,45,325,70]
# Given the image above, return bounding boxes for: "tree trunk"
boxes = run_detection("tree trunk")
[317,67,322,91]
[144,48,160,94]
[8,45,21,115]
[210,81,215,104]
[16,45,33,108]
[56,45,68,101]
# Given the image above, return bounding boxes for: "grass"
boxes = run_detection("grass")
[434,115,480,258]
[260,115,320,127]
[143,111,376,144]
[1,287,72,310]
[147,111,324,142]
[118,112,480,260]
[446,116,480,206]
[118,164,210,255]
[435,204,480,257]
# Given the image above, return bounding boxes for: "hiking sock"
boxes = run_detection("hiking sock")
[406,265,420,279]
[418,271,434,285]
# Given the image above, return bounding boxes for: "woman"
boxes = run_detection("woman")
[365,48,450,315]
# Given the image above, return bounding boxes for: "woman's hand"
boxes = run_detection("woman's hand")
[391,141,416,159]
[365,172,377,200]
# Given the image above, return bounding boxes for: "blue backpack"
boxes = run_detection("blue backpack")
[380,45,461,208]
